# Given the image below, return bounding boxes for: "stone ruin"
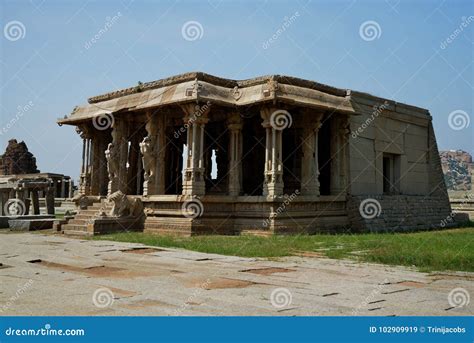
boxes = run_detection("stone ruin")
[0,139,73,231]
[0,139,39,175]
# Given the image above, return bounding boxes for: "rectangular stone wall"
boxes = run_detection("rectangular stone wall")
[347,195,453,232]
[348,93,445,197]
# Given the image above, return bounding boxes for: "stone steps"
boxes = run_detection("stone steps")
[68,219,92,225]
[63,223,88,232]
[63,200,109,236]
[63,228,93,237]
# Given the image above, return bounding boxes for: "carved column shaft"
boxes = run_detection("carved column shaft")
[45,186,55,215]
[330,115,350,195]
[141,112,166,196]
[78,126,92,196]
[261,107,284,197]
[90,132,102,196]
[227,113,243,196]
[181,103,210,196]
[107,119,128,195]
[301,112,323,196]
[31,190,40,214]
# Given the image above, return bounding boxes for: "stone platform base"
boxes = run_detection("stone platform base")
[8,218,55,231]
[62,194,456,237]
[0,215,55,229]
[64,217,144,237]
[347,195,455,232]
[142,195,349,236]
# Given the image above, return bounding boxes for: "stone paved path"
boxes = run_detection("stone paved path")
[0,232,472,316]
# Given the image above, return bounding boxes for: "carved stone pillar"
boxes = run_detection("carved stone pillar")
[68,179,74,198]
[77,126,91,196]
[227,113,243,196]
[260,107,284,197]
[106,119,128,195]
[31,190,40,215]
[140,112,166,196]
[45,185,55,215]
[127,133,140,195]
[181,103,210,196]
[90,132,101,196]
[301,112,324,195]
[330,115,350,195]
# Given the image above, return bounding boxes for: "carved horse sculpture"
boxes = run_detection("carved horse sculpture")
[105,142,119,181]
[139,136,155,182]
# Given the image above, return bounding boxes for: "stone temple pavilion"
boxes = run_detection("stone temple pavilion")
[58,72,451,236]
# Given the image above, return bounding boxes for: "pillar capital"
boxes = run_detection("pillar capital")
[227,112,243,131]
[301,110,324,130]
[180,102,211,125]
[260,106,279,128]
[76,124,92,139]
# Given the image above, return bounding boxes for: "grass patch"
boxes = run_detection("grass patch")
[95,228,474,272]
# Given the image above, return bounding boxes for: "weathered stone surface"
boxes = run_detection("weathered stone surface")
[0,139,39,175]
[58,72,451,235]
[1,233,472,316]
[8,218,55,231]
[0,215,54,228]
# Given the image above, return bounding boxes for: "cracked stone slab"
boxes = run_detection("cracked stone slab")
[0,232,472,316]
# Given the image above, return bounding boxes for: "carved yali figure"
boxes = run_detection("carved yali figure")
[72,193,88,210]
[139,136,155,181]
[107,190,143,218]
[105,142,119,181]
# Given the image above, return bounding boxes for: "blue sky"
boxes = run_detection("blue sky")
[1,0,472,181]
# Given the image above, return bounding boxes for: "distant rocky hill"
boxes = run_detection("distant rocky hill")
[0,139,39,175]
[440,150,472,191]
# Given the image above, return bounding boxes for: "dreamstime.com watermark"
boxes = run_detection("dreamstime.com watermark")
[263,189,299,227]
[0,279,34,313]
[448,287,470,308]
[3,20,26,41]
[440,193,474,228]
[0,101,34,136]
[359,198,382,219]
[3,199,27,218]
[173,278,211,315]
[448,110,470,131]
[5,324,84,337]
[270,288,292,309]
[84,12,122,50]
[262,11,300,49]
[181,21,204,41]
[174,101,211,139]
[92,112,115,130]
[92,287,114,308]
[181,198,204,219]
[440,16,474,50]
[352,279,388,315]
[359,20,382,41]
[351,101,389,139]
[270,109,292,130]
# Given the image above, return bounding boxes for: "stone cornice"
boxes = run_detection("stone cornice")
[58,72,431,126]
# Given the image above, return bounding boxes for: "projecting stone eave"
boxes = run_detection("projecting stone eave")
[86,72,349,104]
[57,73,359,126]
[57,72,432,126]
